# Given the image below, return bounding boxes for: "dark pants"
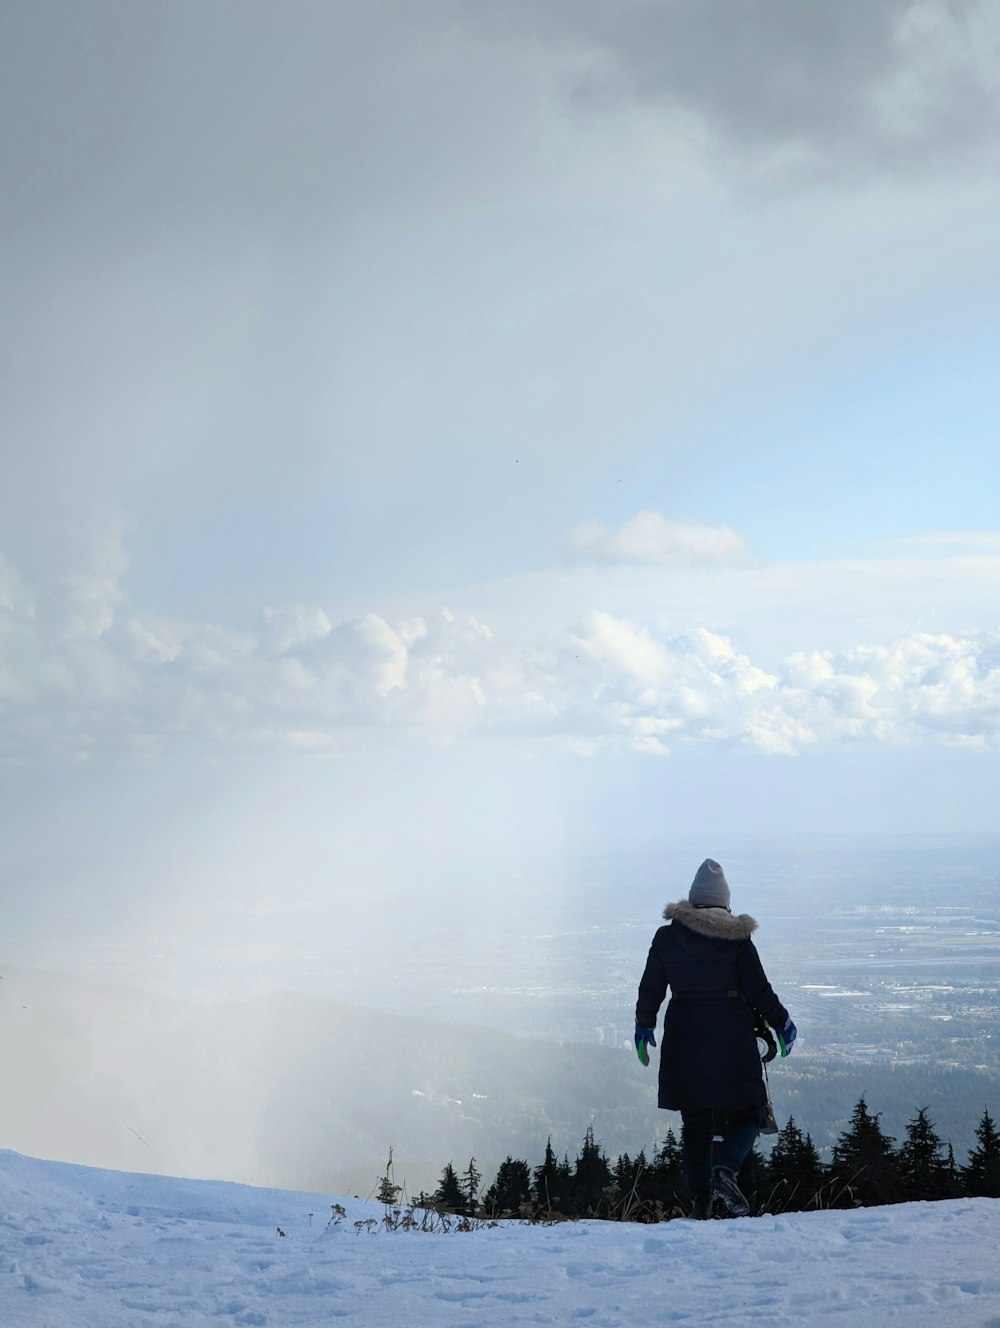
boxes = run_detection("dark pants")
[681,1106,760,1198]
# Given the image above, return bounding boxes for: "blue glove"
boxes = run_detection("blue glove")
[778,1018,797,1057]
[634,1025,657,1066]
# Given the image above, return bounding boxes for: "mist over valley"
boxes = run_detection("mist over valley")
[4,835,999,1198]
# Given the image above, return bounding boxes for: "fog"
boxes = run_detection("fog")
[5,831,998,1198]
[0,963,660,1198]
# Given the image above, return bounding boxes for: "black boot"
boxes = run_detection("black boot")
[689,1192,713,1220]
[712,1166,749,1218]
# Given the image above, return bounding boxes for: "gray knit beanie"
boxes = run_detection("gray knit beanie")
[688,858,731,909]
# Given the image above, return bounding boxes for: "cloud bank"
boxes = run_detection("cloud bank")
[3,526,1000,762]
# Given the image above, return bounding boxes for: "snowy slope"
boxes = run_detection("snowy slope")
[2,1150,1000,1328]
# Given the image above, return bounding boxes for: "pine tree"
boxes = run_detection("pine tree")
[484,1156,532,1215]
[767,1116,803,1197]
[375,1174,401,1206]
[533,1138,560,1211]
[572,1125,613,1215]
[963,1108,1000,1198]
[461,1157,482,1215]
[434,1161,465,1212]
[533,1138,572,1213]
[798,1129,825,1204]
[656,1127,684,1180]
[610,1149,651,1219]
[375,1147,402,1206]
[830,1095,901,1208]
[647,1128,687,1214]
[766,1116,825,1212]
[942,1141,963,1200]
[898,1108,949,1201]
[613,1150,638,1197]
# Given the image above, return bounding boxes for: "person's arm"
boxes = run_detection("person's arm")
[736,938,789,1030]
[634,931,668,1066]
[635,930,669,1030]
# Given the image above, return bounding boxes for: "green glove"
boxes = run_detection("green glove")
[778,1018,797,1057]
[634,1025,657,1066]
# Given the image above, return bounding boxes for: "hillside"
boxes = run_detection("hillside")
[2,1149,999,1327]
[0,965,660,1195]
[2,964,997,1200]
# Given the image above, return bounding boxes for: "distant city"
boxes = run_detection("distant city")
[397,838,1000,1080]
[6,835,999,1076]
[437,901,1000,1077]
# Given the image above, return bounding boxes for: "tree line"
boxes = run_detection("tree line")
[408,1101,1000,1222]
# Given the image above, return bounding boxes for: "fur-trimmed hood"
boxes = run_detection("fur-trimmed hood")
[664,899,758,941]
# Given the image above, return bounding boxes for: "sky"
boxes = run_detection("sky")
[3,0,1000,995]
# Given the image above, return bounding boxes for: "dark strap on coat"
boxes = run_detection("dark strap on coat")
[754,1015,778,1063]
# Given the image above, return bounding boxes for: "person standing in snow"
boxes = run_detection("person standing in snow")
[634,858,797,1219]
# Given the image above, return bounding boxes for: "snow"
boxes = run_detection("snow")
[2,1149,1000,1327]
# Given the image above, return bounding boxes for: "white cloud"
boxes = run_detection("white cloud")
[4,536,1000,761]
[0,553,34,618]
[886,531,1000,553]
[64,529,130,640]
[561,621,1000,756]
[571,610,675,687]
[565,512,752,567]
[326,613,415,708]
[568,615,796,754]
[0,615,47,704]
[260,605,333,657]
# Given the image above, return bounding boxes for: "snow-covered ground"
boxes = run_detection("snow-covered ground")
[2,1150,1000,1327]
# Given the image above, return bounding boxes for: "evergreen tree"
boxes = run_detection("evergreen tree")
[610,1149,651,1219]
[766,1116,825,1212]
[656,1127,685,1180]
[571,1125,613,1214]
[798,1129,825,1204]
[461,1157,482,1214]
[375,1148,401,1206]
[647,1128,687,1215]
[533,1137,559,1210]
[484,1156,532,1215]
[533,1138,571,1213]
[830,1096,901,1208]
[434,1161,465,1211]
[767,1116,803,1200]
[375,1174,401,1206]
[898,1108,949,1201]
[942,1141,963,1200]
[963,1108,1000,1198]
[613,1150,637,1197]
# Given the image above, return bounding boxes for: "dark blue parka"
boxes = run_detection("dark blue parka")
[635,901,789,1113]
